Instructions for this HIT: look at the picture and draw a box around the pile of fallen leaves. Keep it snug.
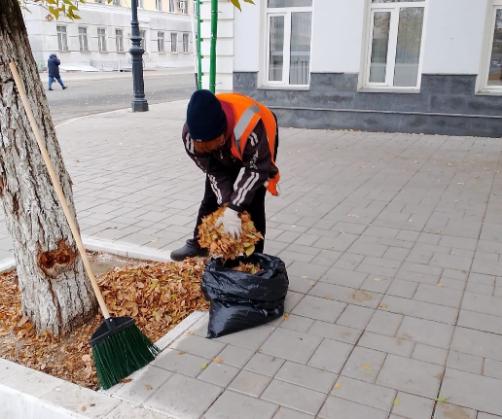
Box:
[98,258,207,340]
[0,258,208,389]
[198,207,263,260]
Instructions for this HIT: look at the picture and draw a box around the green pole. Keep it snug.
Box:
[195,0,202,90]
[209,0,218,93]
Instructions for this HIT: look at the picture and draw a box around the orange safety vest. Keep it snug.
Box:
[216,93,280,196]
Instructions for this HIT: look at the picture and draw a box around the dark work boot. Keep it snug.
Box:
[170,239,207,261]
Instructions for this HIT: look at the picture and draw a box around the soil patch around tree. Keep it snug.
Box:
[0,252,208,389]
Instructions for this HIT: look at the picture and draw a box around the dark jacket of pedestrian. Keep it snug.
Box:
[48,54,61,78]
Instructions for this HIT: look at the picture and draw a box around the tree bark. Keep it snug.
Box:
[0,0,97,335]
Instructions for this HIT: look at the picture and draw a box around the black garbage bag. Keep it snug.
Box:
[202,253,289,338]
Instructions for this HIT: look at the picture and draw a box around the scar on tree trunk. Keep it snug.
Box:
[38,240,78,278]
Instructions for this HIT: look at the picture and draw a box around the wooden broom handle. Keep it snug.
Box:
[9,62,110,319]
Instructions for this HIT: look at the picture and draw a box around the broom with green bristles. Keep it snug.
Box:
[9,62,159,390]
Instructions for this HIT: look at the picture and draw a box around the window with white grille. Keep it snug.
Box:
[78,27,89,53]
[140,29,146,51]
[116,29,124,53]
[363,0,426,89]
[171,32,178,53]
[481,0,502,92]
[183,33,189,53]
[57,25,68,52]
[158,32,165,53]
[264,0,312,87]
[98,27,107,53]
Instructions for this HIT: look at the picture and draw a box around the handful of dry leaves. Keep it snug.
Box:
[198,207,263,261]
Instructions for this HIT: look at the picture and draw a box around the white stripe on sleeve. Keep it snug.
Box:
[233,172,259,207]
[208,174,223,205]
[233,167,245,191]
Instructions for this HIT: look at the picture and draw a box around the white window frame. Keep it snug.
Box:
[57,25,68,52]
[179,0,187,14]
[361,0,427,91]
[97,27,107,53]
[78,26,89,53]
[182,32,189,53]
[140,29,147,52]
[262,3,313,88]
[171,32,178,53]
[478,0,502,94]
[158,32,165,53]
[116,28,124,53]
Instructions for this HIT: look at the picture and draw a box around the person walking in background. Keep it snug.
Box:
[47,54,66,91]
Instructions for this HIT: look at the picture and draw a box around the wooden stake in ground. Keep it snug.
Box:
[9,62,158,390]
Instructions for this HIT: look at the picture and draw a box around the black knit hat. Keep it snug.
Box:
[186,90,226,141]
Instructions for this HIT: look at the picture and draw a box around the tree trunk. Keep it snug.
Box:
[0,0,97,335]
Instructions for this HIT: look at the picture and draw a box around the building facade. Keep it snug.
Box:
[221,0,502,137]
[24,0,194,72]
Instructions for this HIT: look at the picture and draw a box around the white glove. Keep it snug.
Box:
[216,207,242,238]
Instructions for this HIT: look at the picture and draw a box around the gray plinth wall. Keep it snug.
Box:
[234,72,502,138]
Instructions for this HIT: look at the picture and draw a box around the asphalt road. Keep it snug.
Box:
[44,68,195,124]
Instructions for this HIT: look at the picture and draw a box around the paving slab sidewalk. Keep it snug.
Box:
[1,101,502,418]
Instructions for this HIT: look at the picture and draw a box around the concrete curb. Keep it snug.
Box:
[82,235,172,263]
[0,236,173,273]
[55,99,188,129]
[0,311,206,419]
